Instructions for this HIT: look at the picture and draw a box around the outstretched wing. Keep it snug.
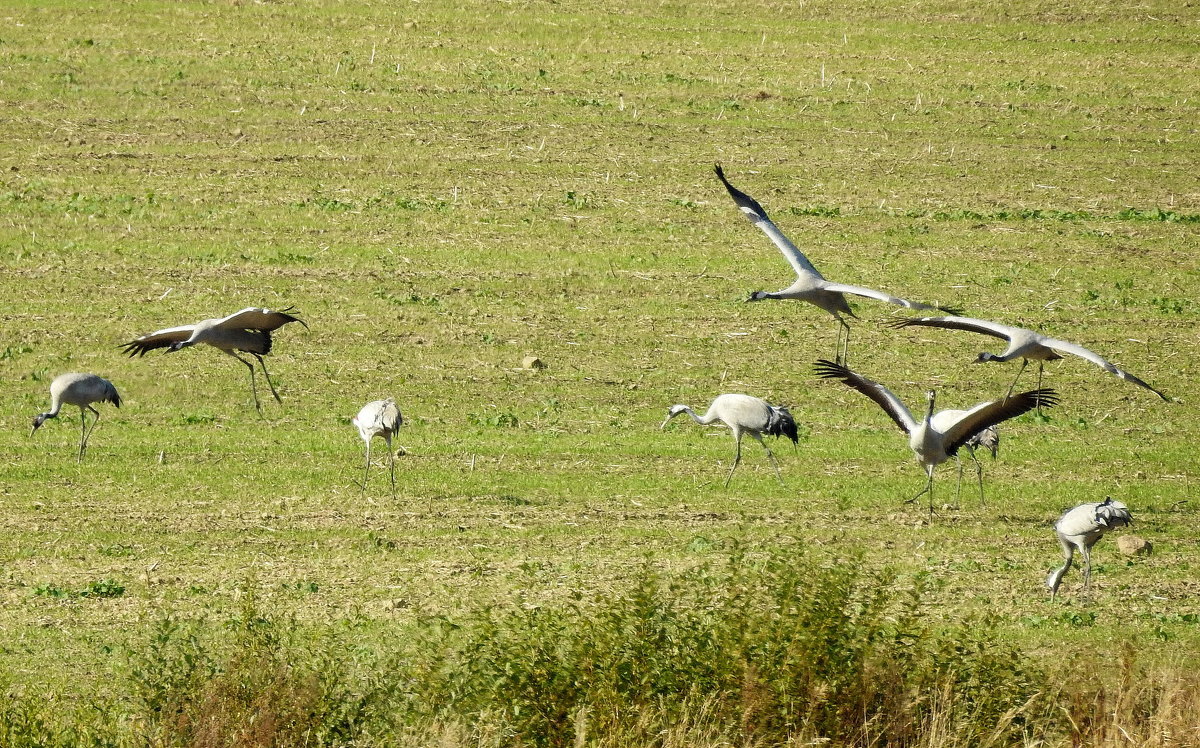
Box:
[941,389,1059,455]
[886,315,1015,342]
[119,324,196,357]
[714,164,822,279]
[813,359,918,434]
[214,306,309,332]
[822,282,955,314]
[1043,337,1168,400]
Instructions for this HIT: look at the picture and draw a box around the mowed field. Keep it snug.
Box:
[2,0,1199,733]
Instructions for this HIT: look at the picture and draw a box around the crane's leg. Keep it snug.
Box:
[834,318,852,366]
[79,405,103,462]
[969,448,986,507]
[361,440,372,496]
[1004,359,1029,401]
[385,435,396,498]
[251,353,283,404]
[1081,544,1093,597]
[751,433,784,485]
[953,455,964,503]
[226,351,263,413]
[906,468,935,521]
[724,433,744,488]
[1035,362,1046,415]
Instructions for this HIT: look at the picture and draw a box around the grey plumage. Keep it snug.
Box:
[1047,497,1134,600]
[353,398,403,497]
[714,164,958,364]
[888,315,1168,401]
[814,359,1057,515]
[661,393,799,487]
[31,372,122,462]
[122,306,308,412]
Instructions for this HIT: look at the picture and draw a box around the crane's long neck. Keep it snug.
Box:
[43,398,63,419]
[688,405,726,426]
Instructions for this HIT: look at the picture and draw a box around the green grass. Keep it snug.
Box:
[1,0,1199,742]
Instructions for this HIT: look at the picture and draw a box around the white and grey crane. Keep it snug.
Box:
[813,359,1058,514]
[888,315,1168,401]
[714,164,958,364]
[1047,497,1133,600]
[121,306,308,412]
[30,372,122,462]
[352,398,404,497]
[660,393,799,488]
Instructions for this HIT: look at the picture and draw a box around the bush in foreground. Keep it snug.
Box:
[2,545,1197,746]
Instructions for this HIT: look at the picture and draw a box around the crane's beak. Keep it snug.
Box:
[659,416,673,430]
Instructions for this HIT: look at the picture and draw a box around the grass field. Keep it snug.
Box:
[2,0,1199,743]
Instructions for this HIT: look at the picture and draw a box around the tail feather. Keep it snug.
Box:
[767,405,799,445]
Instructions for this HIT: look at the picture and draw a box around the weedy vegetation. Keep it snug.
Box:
[1,0,1198,744]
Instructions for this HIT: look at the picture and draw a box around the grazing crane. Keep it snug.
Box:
[813,359,1058,515]
[1047,497,1133,600]
[660,393,799,487]
[121,306,308,412]
[30,373,122,462]
[887,315,1168,401]
[352,398,403,497]
[714,164,957,364]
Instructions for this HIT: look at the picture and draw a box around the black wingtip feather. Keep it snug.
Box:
[813,359,850,380]
[712,163,770,219]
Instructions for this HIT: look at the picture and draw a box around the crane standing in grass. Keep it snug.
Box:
[121,306,308,413]
[714,164,958,364]
[1047,497,1134,601]
[31,373,122,462]
[660,393,799,487]
[353,398,404,497]
[813,359,1058,516]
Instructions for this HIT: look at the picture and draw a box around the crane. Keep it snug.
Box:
[353,398,403,497]
[30,373,122,462]
[121,306,308,412]
[660,393,799,487]
[714,164,957,363]
[813,359,1058,515]
[887,315,1168,401]
[1047,497,1133,600]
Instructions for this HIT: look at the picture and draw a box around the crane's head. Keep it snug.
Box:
[745,290,770,303]
[30,413,49,436]
[923,390,937,418]
[167,340,195,352]
[973,352,997,364]
[660,405,688,429]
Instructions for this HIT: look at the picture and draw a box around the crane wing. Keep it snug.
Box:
[714,164,822,279]
[941,389,1059,455]
[821,282,959,314]
[813,359,918,434]
[119,324,196,357]
[1043,337,1168,400]
[213,306,309,332]
[886,315,1014,342]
